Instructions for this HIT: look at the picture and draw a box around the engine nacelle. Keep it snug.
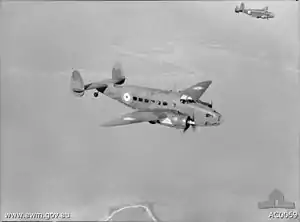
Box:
[198,100,213,108]
[158,114,189,129]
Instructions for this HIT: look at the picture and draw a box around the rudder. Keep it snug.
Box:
[112,62,126,84]
[240,2,245,10]
[71,70,85,97]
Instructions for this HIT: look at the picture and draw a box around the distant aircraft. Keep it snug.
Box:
[70,63,224,133]
[235,2,275,19]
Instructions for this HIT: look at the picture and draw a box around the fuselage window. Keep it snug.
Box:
[138,98,143,102]
[187,99,195,104]
[163,101,168,106]
[145,99,149,103]
[157,101,161,105]
[205,113,212,118]
[133,96,137,101]
[151,100,155,103]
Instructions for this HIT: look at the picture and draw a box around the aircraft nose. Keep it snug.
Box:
[218,114,224,125]
[270,12,275,17]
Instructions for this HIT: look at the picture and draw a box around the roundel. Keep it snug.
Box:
[123,92,132,102]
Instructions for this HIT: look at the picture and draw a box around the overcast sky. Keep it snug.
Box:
[1,1,299,222]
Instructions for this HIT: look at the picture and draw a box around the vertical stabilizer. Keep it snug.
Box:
[112,62,126,85]
[71,70,85,97]
[240,2,245,11]
[263,6,268,11]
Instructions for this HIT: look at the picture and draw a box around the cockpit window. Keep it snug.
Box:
[180,99,195,104]
[205,113,213,118]
[180,94,195,104]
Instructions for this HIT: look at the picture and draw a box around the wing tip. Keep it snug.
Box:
[100,122,113,127]
[200,80,212,86]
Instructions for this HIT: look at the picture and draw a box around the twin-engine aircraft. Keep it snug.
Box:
[235,2,275,19]
[70,63,223,133]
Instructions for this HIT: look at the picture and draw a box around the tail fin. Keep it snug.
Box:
[240,2,245,10]
[71,70,85,97]
[112,62,126,85]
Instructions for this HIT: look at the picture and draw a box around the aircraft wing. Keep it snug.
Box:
[180,81,212,100]
[101,110,169,127]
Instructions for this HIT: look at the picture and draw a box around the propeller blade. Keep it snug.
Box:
[191,113,196,132]
[183,121,191,132]
[183,114,197,133]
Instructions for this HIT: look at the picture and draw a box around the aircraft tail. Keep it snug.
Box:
[112,62,126,85]
[70,63,125,98]
[71,70,85,97]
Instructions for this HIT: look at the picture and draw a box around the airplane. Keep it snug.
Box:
[235,2,275,19]
[70,63,224,133]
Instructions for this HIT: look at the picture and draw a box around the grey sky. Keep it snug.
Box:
[1,1,299,222]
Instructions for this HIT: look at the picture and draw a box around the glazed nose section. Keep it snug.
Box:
[217,114,224,125]
[269,12,275,18]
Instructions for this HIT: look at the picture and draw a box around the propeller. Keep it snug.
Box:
[183,113,197,133]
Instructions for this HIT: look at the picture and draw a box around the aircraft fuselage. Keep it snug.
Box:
[99,83,222,128]
[238,8,274,19]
